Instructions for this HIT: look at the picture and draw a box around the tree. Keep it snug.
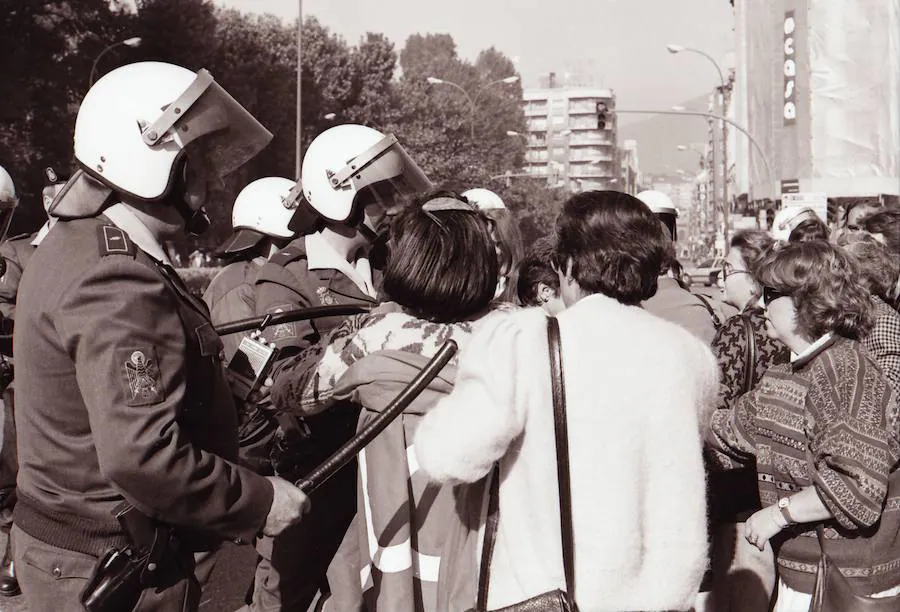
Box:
[133,0,218,71]
[492,179,568,244]
[0,0,131,234]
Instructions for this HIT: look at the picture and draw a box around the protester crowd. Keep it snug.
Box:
[0,60,899,612]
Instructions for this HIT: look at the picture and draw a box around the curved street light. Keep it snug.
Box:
[677,144,705,169]
[426,75,519,138]
[667,44,730,248]
[666,44,726,90]
[89,37,142,86]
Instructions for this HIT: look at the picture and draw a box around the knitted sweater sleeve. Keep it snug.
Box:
[807,348,900,529]
[704,385,759,470]
[414,312,529,484]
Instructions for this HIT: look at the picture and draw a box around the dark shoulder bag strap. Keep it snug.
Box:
[476,317,576,611]
[739,314,758,394]
[548,316,577,606]
[476,467,500,611]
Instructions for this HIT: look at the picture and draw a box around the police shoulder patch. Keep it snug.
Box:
[97,225,136,258]
[117,346,166,406]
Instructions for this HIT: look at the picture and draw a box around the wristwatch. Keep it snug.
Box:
[777,497,797,525]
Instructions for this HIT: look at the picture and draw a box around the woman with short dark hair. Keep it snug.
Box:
[516,235,565,315]
[787,217,830,243]
[270,189,501,611]
[706,240,900,611]
[415,190,718,610]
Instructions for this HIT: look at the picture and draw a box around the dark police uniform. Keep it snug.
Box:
[0,233,36,491]
[203,257,276,475]
[0,231,37,597]
[246,235,378,612]
[203,258,264,364]
[11,214,273,612]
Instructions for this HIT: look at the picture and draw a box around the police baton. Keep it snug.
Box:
[294,339,458,494]
[214,304,372,336]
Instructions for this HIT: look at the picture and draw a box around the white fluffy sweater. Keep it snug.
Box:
[415,294,718,611]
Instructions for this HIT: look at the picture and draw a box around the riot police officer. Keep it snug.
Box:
[0,164,18,597]
[0,166,65,598]
[245,124,431,611]
[204,177,302,475]
[11,61,309,612]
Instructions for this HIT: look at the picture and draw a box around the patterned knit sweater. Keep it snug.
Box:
[270,306,484,417]
[707,336,900,594]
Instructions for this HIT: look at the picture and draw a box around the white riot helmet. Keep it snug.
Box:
[293,124,431,237]
[0,165,17,242]
[51,61,272,235]
[771,206,817,242]
[463,188,506,211]
[637,189,679,241]
[216,177,300,255]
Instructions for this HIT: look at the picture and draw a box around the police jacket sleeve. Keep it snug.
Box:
[0,239,23,321]
[56,256,273,541]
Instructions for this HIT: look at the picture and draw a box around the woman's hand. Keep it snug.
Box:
[744,505,787,551]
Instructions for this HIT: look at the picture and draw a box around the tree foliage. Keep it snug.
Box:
[0,1,552,250]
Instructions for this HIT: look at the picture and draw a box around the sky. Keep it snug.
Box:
[212,0,736,120]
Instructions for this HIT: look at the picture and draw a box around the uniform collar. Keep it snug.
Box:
[791,332,836,370]
[304,232,376,298]
[30,218,57,246]
[102,203,172,265]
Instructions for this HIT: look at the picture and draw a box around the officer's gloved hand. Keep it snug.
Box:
[262,476,310,536]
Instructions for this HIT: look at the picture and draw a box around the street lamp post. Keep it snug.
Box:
[89,37,142,86]
[615,107,772,207]
[676,144,705,169]
[295,0,303,179]
[667,44,730,251]
[426,75,519,139]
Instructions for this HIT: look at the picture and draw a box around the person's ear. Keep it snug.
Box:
[537,282,556,303]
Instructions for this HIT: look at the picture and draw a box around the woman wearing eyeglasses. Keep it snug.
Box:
[707,231,790,611]
[706,240,900,611]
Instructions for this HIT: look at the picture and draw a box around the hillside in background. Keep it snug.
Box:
[617,93,711,176]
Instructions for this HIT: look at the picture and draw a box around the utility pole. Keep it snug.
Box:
[295,0,302,179]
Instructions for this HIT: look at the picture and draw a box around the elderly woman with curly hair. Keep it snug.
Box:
[706,240,900,611]
[707,230,789,611]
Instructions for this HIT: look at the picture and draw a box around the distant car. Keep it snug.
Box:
[685,256,725,287]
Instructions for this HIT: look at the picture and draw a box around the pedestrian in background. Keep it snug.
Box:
[707,230,789,612]
[834,231,900,395]
[463,188,524,305]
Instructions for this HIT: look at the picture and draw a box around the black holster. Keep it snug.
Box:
[80,504,179,612]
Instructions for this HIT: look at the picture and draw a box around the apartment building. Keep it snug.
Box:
[522,84,618,191]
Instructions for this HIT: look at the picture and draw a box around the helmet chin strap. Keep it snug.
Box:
[174,197,211,237]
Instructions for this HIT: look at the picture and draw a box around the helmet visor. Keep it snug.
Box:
[147,70,273,180]
[0,200,15,244]
[331,134,432,221]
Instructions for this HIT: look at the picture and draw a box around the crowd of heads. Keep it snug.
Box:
[721,201,900,349]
